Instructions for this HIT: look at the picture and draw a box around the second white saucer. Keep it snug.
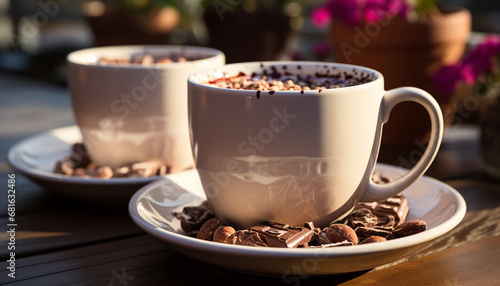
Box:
[7,125,168,205]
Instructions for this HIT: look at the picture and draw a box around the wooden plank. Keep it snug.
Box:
[0,170,63,217]
[10,235,500,286]
[0,73,73,216]
[0,235,240,285]
[0,235,166,284]
[338,235,500,286]
[0,73,73,155]
[385,183,500,265]
[0,208,143,259]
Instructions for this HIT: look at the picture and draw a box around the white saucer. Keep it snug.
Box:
[7,125,165,204]
[129,163,467,276]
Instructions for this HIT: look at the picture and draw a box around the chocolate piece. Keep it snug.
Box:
[376,215,396,231]
[213,226,236,243]
[346,208,379,229]
[250,222,314,248]
[197,218,224,241]
[158,165,168,176]
[309,231,331,246]
[54,144,90,176]
[74,167,90,177]
[356,195,409,226]
[391,220,427,238]
[371,172,393,184]
[304,221,316,230]
[324,224,358,245]
[355,226,391,241]
[132,55,154,65]
[114,166,133,177]
[54,159,74,176]
[348,201,400,240]
[229,230,268,247]
[359,236,387,244]
[308,241,354,248]
[304,222,331,246]
[131,161,162,177]
[173,201,215,236]
[70,143,91,167]
[95,166,113,179]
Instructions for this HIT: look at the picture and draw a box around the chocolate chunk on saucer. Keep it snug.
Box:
[356,194,409,226]
[308,241,354,248]
[229,230,268,247]
[250,222,314,248]
[172,201,215,236]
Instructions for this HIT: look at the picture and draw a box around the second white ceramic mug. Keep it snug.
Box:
[188,62,443,228]
[67,45,225,169]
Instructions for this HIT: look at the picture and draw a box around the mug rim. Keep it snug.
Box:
[67,45,225,69]
[188,61,384,95]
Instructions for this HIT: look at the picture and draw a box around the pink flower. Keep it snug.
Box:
[310,7,331,28]
[326,0,363,27]
[432,34,500,96]
[290,51,302,61]
[459,64,476,84]
[431,64,462,96]
[388,0,411,18]
[364,0,391,22]
[314,0,412,27]
[313,42,331,57]
[461,35,500,82]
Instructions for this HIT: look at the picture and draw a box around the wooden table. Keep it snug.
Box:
[1,73,500,285]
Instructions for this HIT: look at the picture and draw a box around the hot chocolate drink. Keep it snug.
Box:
[96,52,206,65]
[205,64,377,92]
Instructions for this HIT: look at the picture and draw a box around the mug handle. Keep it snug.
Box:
[362,87,444,202]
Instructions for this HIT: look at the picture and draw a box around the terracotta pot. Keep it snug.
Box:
[330,6,471,149]
[84,4,178,46]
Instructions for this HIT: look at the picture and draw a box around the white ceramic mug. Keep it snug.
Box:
[188,62,443,228]
[67,45,225,169]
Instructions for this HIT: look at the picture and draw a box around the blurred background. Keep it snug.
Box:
[0,0,498,86]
